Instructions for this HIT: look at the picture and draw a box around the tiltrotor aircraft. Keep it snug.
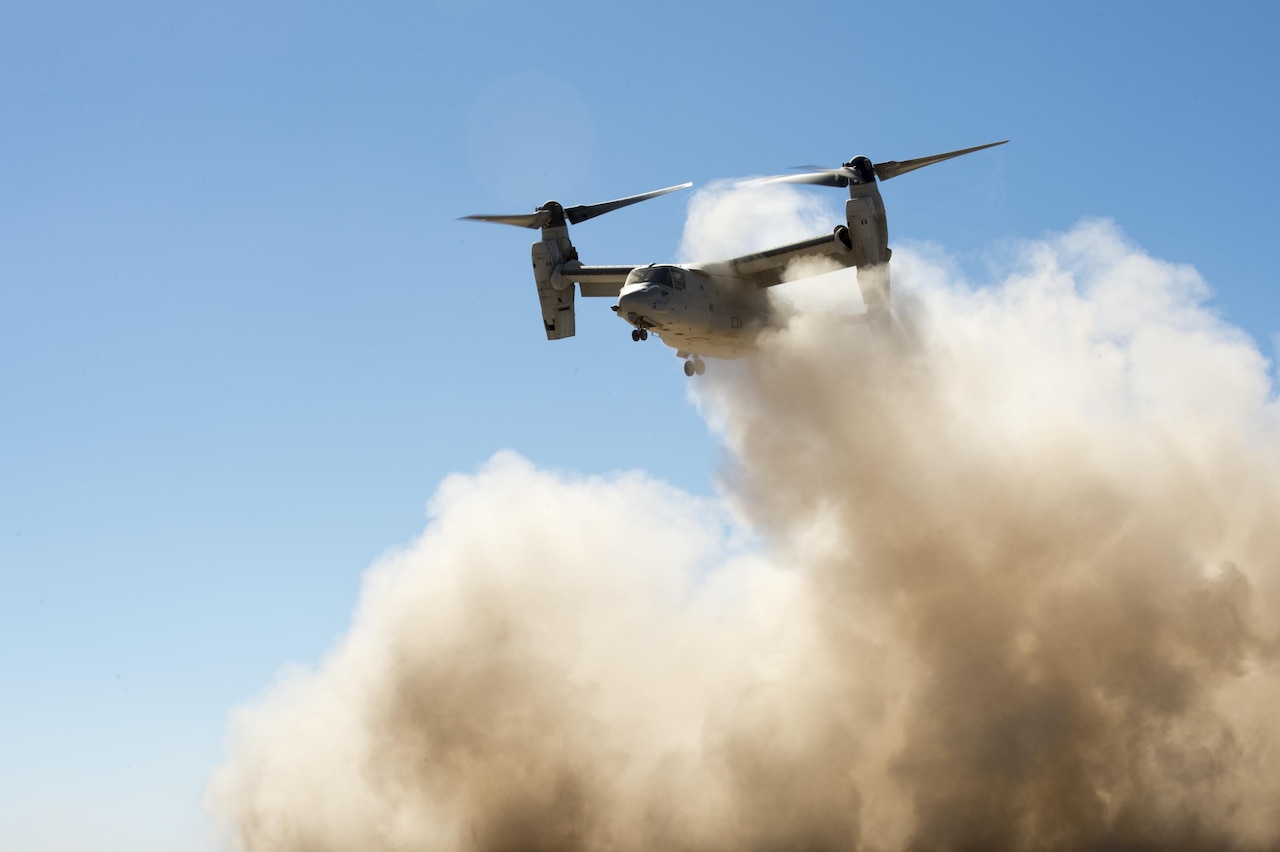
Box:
[463,141,1006,376]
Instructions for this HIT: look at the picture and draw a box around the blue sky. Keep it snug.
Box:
[2,2,1278,849]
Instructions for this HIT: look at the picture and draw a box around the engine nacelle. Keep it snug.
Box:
[531,239,560,287]
[531,240,576,340]
[845,193,888,268]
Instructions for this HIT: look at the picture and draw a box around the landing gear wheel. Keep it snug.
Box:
[631,329,640,342]
[684,360,696,377]
[694,359,705,375]
[639,328,648,341]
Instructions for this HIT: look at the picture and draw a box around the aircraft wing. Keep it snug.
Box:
[559,262,637,297]
[692,231,858,288]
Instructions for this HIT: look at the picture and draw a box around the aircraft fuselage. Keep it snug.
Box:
[614,266,768,359]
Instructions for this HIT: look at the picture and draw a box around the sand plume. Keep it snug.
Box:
[210,192,1280,850]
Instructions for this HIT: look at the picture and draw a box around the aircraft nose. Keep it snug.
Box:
[618,284,668,317]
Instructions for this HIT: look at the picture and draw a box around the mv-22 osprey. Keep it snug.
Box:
[464,141,1006,376]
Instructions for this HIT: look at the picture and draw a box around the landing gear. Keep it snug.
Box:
[631,328,649,342]
[683,357,705,377]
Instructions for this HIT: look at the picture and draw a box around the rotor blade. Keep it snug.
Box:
[874,140,1008,181]
[458,211,551,229]
[564,182,692,225]
[761,170,855,188]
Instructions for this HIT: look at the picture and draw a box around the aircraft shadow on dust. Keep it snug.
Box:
[463,141,1006,376]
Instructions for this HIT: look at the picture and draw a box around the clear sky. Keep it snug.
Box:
[2,2,1278,849]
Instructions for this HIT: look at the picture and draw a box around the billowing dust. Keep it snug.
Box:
[209,185,1280,851]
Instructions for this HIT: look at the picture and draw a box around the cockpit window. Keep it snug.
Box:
[671,269,686,290]
[631,267,672,286]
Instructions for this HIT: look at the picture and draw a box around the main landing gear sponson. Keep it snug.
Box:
[631,328,649,342]
[683,357,705,377]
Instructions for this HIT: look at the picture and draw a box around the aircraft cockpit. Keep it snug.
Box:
[626,266,686,290]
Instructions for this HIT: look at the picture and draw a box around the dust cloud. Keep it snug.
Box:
[209,184,1280,851]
